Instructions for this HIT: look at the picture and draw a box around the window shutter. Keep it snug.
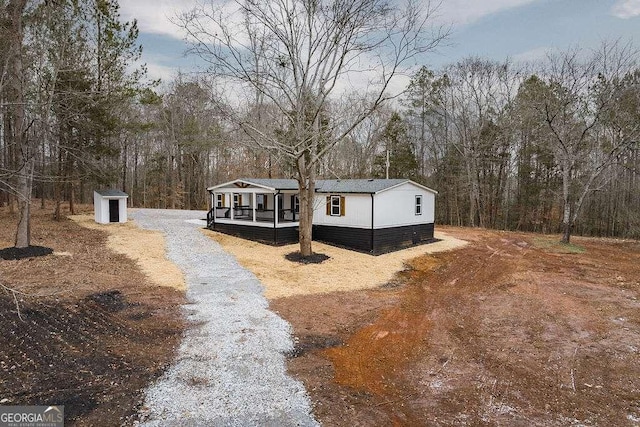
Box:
[326,196,330,215]
[340,196,346,216]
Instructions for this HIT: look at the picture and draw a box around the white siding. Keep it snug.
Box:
[94,192,128,224]
[118,199,127,223]
[373,182,435,228]
[312,193,372,228]
[94,192,105,223]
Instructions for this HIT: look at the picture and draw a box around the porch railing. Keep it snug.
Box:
[210,206,299,223]
[279,209,298,222]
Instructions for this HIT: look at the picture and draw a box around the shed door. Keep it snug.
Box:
[109,200,119,222]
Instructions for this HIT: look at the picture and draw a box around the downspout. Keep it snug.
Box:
[370,193,375,252]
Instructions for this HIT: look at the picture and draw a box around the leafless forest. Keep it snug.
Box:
[2,0,639,242]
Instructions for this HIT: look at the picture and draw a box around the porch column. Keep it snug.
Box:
[229,192,234,220]
[274,193,279,227]
[252,192,257,222]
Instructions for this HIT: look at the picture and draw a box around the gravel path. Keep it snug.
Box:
[131,209,318,426]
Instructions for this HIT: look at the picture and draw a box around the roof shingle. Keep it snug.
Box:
[208,178,436,194]
[95,189,128,197]
[315,179,408,194]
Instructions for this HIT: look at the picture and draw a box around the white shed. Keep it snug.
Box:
[94,190,128,224]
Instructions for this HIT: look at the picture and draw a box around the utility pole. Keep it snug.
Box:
[385,149,390,179]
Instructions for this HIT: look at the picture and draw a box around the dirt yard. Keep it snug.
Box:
[3,205,640,426]
[0,204,185,425]
[271,227,640,426]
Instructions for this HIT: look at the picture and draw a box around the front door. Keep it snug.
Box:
[109,200,119,222]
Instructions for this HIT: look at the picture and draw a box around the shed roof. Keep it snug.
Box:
[95,189,128,198]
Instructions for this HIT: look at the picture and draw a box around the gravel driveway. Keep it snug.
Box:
[131,209,318,426]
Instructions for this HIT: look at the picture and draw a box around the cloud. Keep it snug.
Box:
[120,0,253,50]
[512,46,552,63]
[121,0,543,40]
[434,0,539,26]
[144,62,181,82]
[119,0,195,39]
[611,0,640,19]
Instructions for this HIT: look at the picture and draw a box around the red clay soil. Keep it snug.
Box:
[272,227,640,426]
[0,204,184,425]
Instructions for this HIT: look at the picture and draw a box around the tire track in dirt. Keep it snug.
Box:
[322,231,550,424]
[275,228,640,425]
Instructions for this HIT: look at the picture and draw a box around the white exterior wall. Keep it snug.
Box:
[94,192,104,223]
[94,191,128,224]
[373,182,435,229]
[312,193,372,228]
[118,199,127,223]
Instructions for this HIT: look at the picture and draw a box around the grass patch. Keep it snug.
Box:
[532,237,586,254]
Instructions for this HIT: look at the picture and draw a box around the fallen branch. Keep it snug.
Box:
[1,282,27,321]
[570,345,579,392]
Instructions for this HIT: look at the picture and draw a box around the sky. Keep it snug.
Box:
[118,0,640,84]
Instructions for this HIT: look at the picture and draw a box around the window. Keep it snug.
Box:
[415,195,422,215]
[233,194,240,208]
[326,195,345,216]
[331,195,341,216]
[216,194,224,208]
[256,194,265,210]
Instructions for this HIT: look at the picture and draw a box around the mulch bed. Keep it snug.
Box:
[0,245,53,260]
[284,251,330,264]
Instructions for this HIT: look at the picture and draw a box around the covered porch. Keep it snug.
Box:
[206,179,301,245]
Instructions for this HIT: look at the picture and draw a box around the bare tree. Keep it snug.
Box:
[441,58,521,227]
[179,0,447,256]
[2,0,31,248]
[537,41,639,243]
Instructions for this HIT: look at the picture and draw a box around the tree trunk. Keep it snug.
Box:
[297,155,315,257]
[53,146,63,221]
[39,133,46,209]
[69,180,75,215]
[8,0,30,247]
[561,208,572,243]
[561,165,572,244]
[14,158,33,248]
[464,153,480,228]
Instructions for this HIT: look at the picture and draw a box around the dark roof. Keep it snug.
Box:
[95,189,128,197]
[315,179,409,194]
[207,178,298,191]
[208,178,437,194]
[237,178,299,190]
